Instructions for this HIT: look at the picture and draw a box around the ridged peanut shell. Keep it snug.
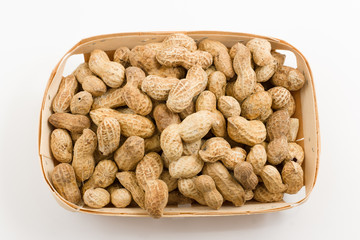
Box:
[271,66,305,91]
[169,155,204,179]
[254,184,284,203]
[114,136,144,171]
[281,94,296,117]
[70,91,93,115]
[50,129,72,163]
[178,178,206,205]
[136,152,163,190]
[218,96,241,118]
[97,117,121,156]
[52,74,78,113]
[74,63,106,97]
[183,139,203,156]
[267,136,289,165]
[83,188,110,208]
[141,75,179,101]
[246,144,267,175]
[92,88,125,110]
[160,124,183,162]
[153,104,181,132]
[110,188,132,208]
[144,132,161,153]
[116,171,145,209]
[282,161,304,194]
[179,110,214,143]
[286,142,304,165]
[49,113,90,133]
[241,91,272,120]
[260,165,287,193]
[167,190,193,206]
[268,87,291,110]
[113,47,130,68]
[267,110,290,140]
[51,163,81,204]
[194,175,223,210]
[162,33,197,51]
[255,58,278,82]
[199,137,230,163]
[144,179,168,218]
[160,170,178,192]
[221,147,247,170]
[91,160,118,188]
[207,71,226,99]
[288,118,300,142]
[246,38,273,67]
[234,162,258,190]
[227,116,266,146]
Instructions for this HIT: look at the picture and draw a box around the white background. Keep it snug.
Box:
[0,0,359,239]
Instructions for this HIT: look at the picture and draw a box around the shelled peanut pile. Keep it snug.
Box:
[49,33,305,218]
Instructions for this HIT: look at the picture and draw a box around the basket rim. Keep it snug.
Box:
[38,31,320,217]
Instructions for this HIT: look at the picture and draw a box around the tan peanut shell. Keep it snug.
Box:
[89,49,125,88]
[194,175,223,210]
[167,65,208,113]
[116,171,145,209]
[245,190,254,201]
[70,91,93,115]
[179,110,215,143]
[157,46,213,70]
[136,152,163,190]
[84,188,110,208]
[234,162,258,190]
[114,47,130,68]
[74,63,107,97]
[218,96,241,118]
[288,118,300,142]
[141,75,179,101]
[144,133,161,153]
[49,113,91,133]
[227,116,266,146]
[90,108,155,138]
[254,83,265,93]
[160,124,183,162]
[232,43,256,101]
[122,67,152,115]
[241,91,272,120]
[167,190,193,205]
[110,187,132,208]
[97,117,121,156]
[203,162,245,207]
[222,147,247,170]
[178,178,206,205]
[183,139,203,156]
[162,33,197,51]
[114,136,144,171]
[153,104,181,132]
[169,154,204,178]
[282,161,304,194]
[92,88,125,110]
[207,71,226,99]
[246,144,267,175]
[268,87,291,110]
[161,153,170,169]
[271,66,305,91]
[281,94,296,117]
[52,74,78,113]
[260,165,287,193]
[144,180,168,218]
[205,65,216,76]
[198,39,234,78]
[254,184,284,203]
[72,129,97,182]
[50,129,72,163]
[51,163,81,204]
[225,81,235,98]
[179,101,195,120]
[286,143,304,165]
[255,58,278,82]
[160,170,178,192]
[246,38,274,67]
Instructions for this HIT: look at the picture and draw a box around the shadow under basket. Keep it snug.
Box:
[38,31,320,217]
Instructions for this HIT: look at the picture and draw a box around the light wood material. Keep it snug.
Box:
[38,31,320,217]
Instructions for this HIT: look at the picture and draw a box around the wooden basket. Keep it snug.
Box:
[38,31,320,217]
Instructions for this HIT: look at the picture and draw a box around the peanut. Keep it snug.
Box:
[266,110,290,165]
[179,100,195,120]
[205,65,216,76]
[136,152,163,190]
[198,39,234,78]
[246,144,267,175]
[268,86,291,110]
[167,190,193,206]
[97,117,121,156]
[234,162,258,190]
[144,132,161,153]
[114,47,130,68]
[108,186,132,208]
[153,104,181,132]
[203,162,245,206]
[194,175,223,210]
[144,179,168,218]
[260,165,287,193]
[89,49,125,88]
[286,143,304,165]
[73,63,107,97]
[288,118,300,142]
[253,184,284,203]
[162,33,197,51]
[51,163,81,204]
[141,75,179,101]
[70,91,93,115]
[49,113,90,133]
[122,67,152,115]
[227,116,267,146]
[50,129,72,163]
[160,124,183,162]
[72,129,97,182]
[218,96,241,118]
[160,170,178,192]
[90,108,155,138]
[169,154,204,178]
[241,91,272,121]
[92,88,125,110]
[52,74,78,113]
[281,94,296,117]
[178,178,206,205]
[245,190,254,201]
[116,171,145,209]
[271,66,305,91]
[183,139,203,156]
[254,83,265,93]
[232,43,256,101]
[282,161,304,194]
[114,136,144,171]
[84,188,110,208]
[246,38,274,67]
[195,91,226,137]
[255,58,278,83]
[167,65,208,113]
[207,71,226,99]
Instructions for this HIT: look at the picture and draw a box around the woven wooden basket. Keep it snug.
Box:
[38,31,320,217]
